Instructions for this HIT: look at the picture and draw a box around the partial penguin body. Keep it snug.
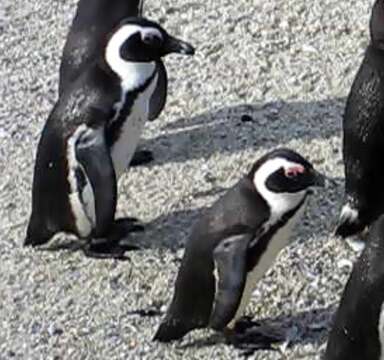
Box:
[337,0,384,238]
[25,19,195,256]
[325,215,384,360]
[59,0,167,122]
[27,63,136,244]
[155,149,324,348]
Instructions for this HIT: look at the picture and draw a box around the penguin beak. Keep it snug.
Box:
[163,35,195,56]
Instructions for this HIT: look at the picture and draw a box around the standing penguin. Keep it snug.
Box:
[154,149,324,350]
[325,214,384,360]
[336,0,384,239]
[24,18,195,258]
[59,0,168,166]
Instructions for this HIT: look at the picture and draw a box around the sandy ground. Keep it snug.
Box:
[0,0,373,358]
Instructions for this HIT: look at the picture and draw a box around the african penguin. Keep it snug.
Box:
[154,149,324,350]
[336,0,384,240]
[24,18,195,259]
[325,214,384,360]
[59,0,168,166]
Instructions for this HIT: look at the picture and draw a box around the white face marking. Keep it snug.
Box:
[253,157,307,226]
[105,24,158,89]
[379,302,384,360]
[67,125,96,237]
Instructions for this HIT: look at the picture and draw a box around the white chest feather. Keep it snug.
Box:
[227,203,306,328]
[110,67,158,178]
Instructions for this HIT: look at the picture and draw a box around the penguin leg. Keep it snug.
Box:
[224,317,286,354]
[83,218,145,259]
[75,126,140,259]
[129,149,154,167]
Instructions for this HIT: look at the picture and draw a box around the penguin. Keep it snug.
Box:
[336,0,384,239]
[154,148,325,350]
[59,0,168,166]
[325,214,384,360]
[24,18,195,259]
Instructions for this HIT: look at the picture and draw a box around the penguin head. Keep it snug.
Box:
[370,0,384,49]
[250,148,325,214]
[106,18,195,64]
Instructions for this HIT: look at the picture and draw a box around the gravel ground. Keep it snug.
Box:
[0,0,373,358]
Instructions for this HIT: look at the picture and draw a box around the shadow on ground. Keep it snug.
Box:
[178,305,336,350]
[143,97,345,167]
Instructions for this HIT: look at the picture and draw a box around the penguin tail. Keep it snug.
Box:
[335,202,366,238]
[153,317,193,343]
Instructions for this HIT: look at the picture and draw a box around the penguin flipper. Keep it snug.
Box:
[75,126,117,237]
[148,60,168,121]
[210,233,253,330]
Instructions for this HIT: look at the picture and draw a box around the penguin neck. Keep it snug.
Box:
[110,60,157,93]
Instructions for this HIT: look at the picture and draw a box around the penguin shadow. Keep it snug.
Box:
[178,305,336,350]
[140,208,206,250]
[136,185,228,250]
[142,98,346,167]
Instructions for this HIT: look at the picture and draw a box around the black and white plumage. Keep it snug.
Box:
[24,18,195,259]
[154,149,324,349]
[59,0,168,166]
[325,214,384,360]
[336,0,384,239]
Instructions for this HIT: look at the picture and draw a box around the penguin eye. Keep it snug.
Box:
[142,33,163,48]
[285,166,305,179]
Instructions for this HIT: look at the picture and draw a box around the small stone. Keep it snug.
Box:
[31,321,42,334]
[241,114,254,122]
[48,323,63,337]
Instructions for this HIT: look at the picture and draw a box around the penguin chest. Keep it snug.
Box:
[228,204,306,328]
[110,73,158,178]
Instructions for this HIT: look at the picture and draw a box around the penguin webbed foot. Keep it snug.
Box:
[112,217,145,236]
[83,240,131,260]
[129,150,154,167]
[225,317,286,355]
[83,218,145,260]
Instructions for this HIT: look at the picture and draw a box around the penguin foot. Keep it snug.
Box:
[83,218,145,260]
[83,241,131,260]
[225,317,286,355]
[129,150,154,167]
[111,218,145,238]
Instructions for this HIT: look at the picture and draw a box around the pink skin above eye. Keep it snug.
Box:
[285,165,305,178]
